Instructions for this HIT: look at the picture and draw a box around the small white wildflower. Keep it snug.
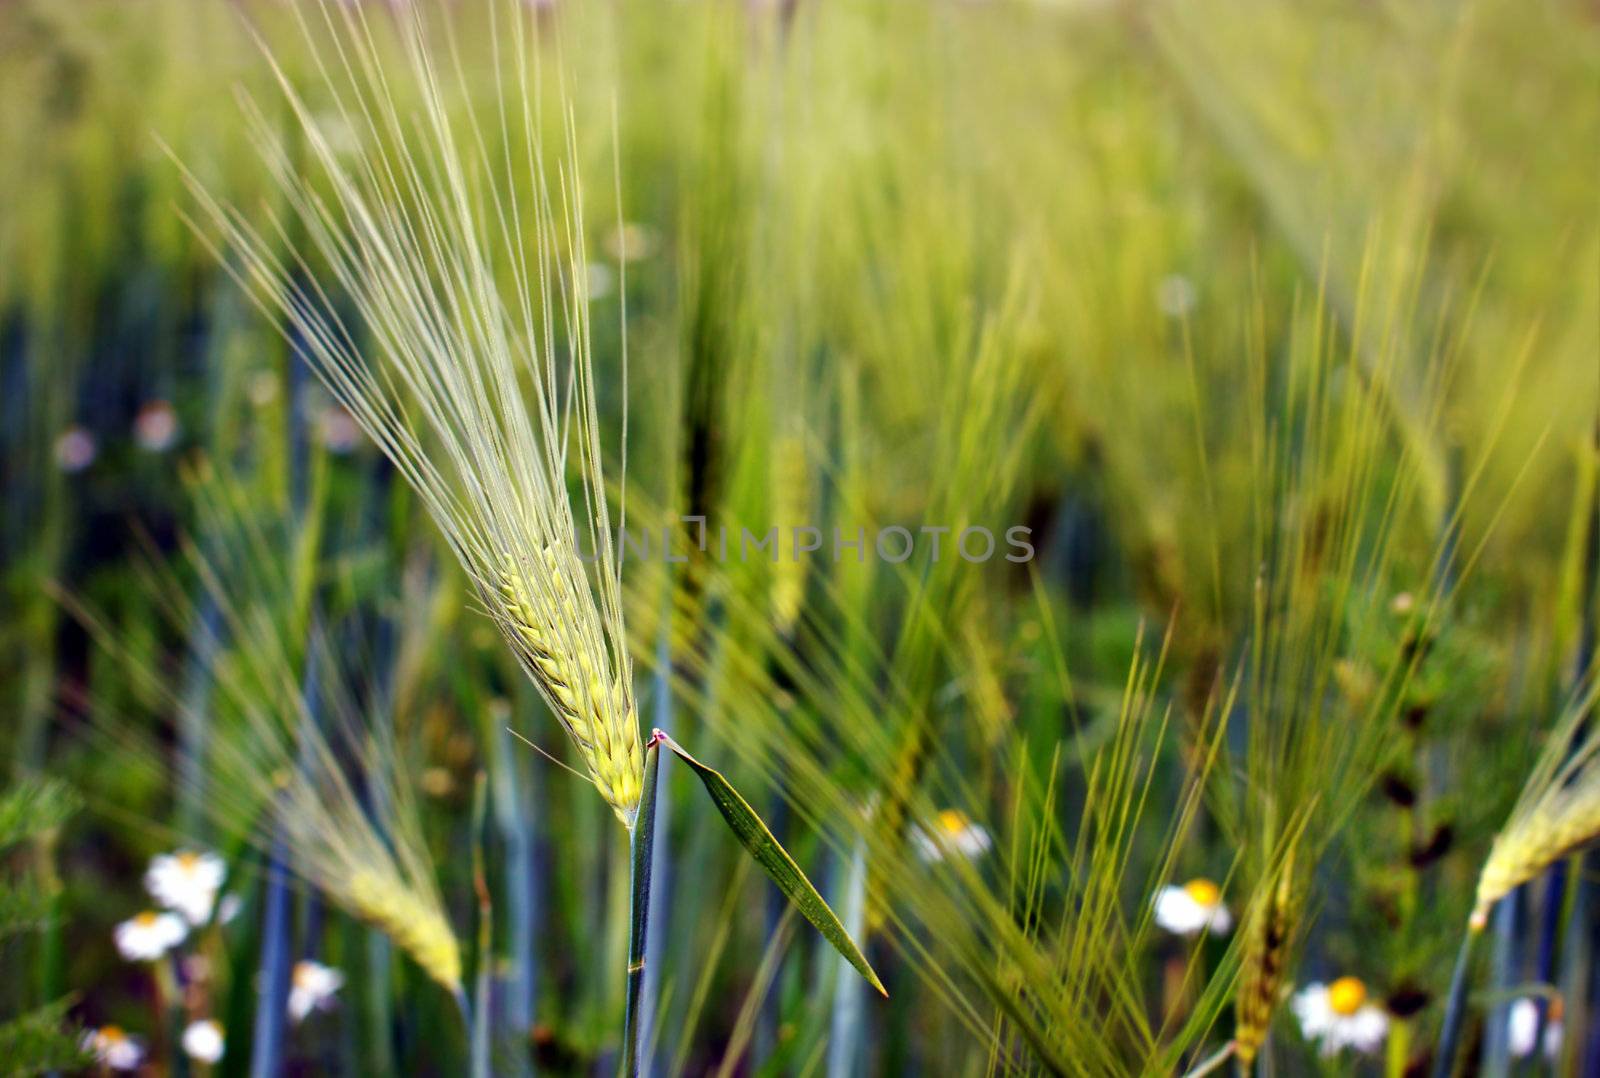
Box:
[603,221,659,263]
[217,893,242,924]
[312,111,362,156]
[1292,977,1389,1057]
[114,910,186,962]
[55,426,97,473]
[288,960,345,1022]
[133,400,180,452]
[1390,591,1416,616]
[145,850,226,925]
[317,406,363,454]
[182,1018,225,1063]
[585,262,615,302]
[1508,996,1563,1060]
[911,809,993,863]
[247,370,280,407]
[82,1026,145,1071]
[1153,878,1233,937]
[1157,274,1198,319]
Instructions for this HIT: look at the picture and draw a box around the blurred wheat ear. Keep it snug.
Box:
[1470,678,1600,928]
[1232,837,1305,1067]
[62,477,467,1001]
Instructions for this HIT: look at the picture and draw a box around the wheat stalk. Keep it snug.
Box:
[175,0,642,826]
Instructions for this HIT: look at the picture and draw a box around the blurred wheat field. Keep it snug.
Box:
[0,0,1596,1075]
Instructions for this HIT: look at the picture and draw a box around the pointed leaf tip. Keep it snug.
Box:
[655,732,886,998]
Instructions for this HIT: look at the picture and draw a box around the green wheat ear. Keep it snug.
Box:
[498,548,643,824]
[1470,669,1600,926]
[174,0,643,830]
[1464,665,1600,929]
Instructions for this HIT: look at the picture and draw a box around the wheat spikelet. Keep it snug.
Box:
[347,869,462,990]
[497,547,642,816]
[175,1,643,825]
[1233,847,1299,1064]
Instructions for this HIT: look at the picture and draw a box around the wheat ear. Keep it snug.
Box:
[1471,757,1600,928]
[1233,846,1299,1065]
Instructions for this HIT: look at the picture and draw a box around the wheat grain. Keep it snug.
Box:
[498,548,642,818]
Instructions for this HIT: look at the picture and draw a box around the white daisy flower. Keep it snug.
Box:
[182,1018,225,1064]
[585,262,615,302]
[1292,976,1390,1057]
[247,370,280,407]
[54,426,97,473]
[288,960,345,1022]
[145,850,226,925]
[1153,878,1233,937]
[911,809,993,863]
[311,111,362,156]
[114,910,187,962]
[603,221,659,263]
[316,405,363,455]
[133,400,180,452]
[1508,996,1563,1060]
[82,1025,145,1071]
[1157,274,1198,318]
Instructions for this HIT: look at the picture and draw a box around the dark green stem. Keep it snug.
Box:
[470,771,491,1078]
[1432,923,1482,1078]
[620,737,662,1077]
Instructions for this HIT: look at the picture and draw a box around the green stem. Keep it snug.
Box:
[1432,923,1483,1078]
[620,736,663,1077]
[470,771,491,1078]
[1386,1019,1410,1078]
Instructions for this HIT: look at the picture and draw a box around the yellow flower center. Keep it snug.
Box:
[177,851,201,872]
[1182,878,1221,907]
[99,1025,126,1043]
[135,911,159,927]
[293,962,315,989]
[937,809,971,836]
[1329,976,1367,1016]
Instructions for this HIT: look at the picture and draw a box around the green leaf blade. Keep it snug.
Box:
[655,732,887,998]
